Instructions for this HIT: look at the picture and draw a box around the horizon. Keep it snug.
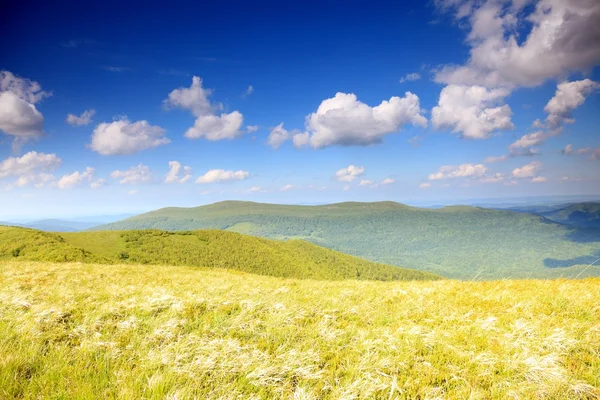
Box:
[2,0,600,218]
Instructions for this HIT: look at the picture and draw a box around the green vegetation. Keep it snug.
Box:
[539,202,600,229]
[94,201,600,280]
[1,226,438,281]
[2,261,599,399]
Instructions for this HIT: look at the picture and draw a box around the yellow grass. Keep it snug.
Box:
[1,261,599,399]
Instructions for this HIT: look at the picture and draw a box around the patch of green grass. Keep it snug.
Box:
[1,261,599,399]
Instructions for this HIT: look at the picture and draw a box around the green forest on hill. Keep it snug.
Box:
[95,201,600,280]
[0,226,438,281]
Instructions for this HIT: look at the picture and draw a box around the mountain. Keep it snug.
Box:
[538,203,600,229]
[22,219,102,232]
[0,226,438,281]
[94,201,600,280]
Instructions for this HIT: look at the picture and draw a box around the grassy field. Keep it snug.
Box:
[1,261,599,399]
[94,201,600,280]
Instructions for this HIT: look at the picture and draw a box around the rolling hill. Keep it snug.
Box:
[538,203,600,229]
[94,201,600,279]
[0,226,437,281]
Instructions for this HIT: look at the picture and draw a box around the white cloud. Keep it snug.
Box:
[56,167,95,189]
[90,118,169,155]
[544,79,600,129]
[0,70,50,104]
[419,182,431,189]
[184,111,244,140]
[246,125,259,133]
[195,169,249,184]
[0,151,61,188]
[484,155,507,163]
[335,165,365,182]
[434,1,600,88]
[164,76,215,117]
[90,178,106,189]
[479,173,506,183]
[111,164,153,185]
[381,178,395,185]
[66,109,95,126]
[532,176,548,183]
[359,179,374,186]
[532,119,545,128]
[399,72,421,83]
[292,132,310,148]
[431,84,513,139]
[428,163,487,180]
[512,161,542,178]
[0,70,49,146]
[248,186,263,193]
[301,92,427,148]
[280,184,294,191]
[509,131,550,151]
[267,123,291,149]
[244,85,254,97]
[165,161,192,184]
[164,76,245,140]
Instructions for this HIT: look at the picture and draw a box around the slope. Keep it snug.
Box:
[539,202,600,229]
[1,226,438,281]
[2,261,599,399]
[94,201,600,280]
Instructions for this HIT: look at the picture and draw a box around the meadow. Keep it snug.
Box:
[1,261,599,399]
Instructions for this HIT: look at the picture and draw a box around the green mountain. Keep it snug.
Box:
[0,226,438,281]
[94,201,600,279]
[538,202,600,229]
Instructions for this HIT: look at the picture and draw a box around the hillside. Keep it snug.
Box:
[0,226,437,281]
[2,261,599,399]
[539,203,600,229]
[94,201,600,280]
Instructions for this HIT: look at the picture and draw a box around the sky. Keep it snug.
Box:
[1,0,600,219]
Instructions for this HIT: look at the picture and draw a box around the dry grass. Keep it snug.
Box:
[1,261,599,399]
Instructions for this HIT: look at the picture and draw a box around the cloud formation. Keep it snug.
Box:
[0,151,61,188]
[66,109,95,126]
[195,169,249,184]
[90,118,169,155]
[512,161,542,179]
[296,92,427,148]
[544,79,600,129]
[428,163,487,180]
[0,71,50,147]
[164,76,244,140]
[57,167,95,189]
[165,161,192,184]
[111,164,153,184]
[431,85,513,139]
[335,165,365,182]
[399,73,421,83]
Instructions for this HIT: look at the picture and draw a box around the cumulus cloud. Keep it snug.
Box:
[512,161,542,178]
[479,173,506,183]
[184,111,244,140]
[508,131,551,151]
[90,178,106,189]
[562,144,574,155]
[165,161,192,184]
[381,178,395,185]
[399,72,421,83]
[90,118,169,155]
[419,182,431,189]
[243,85,254,97]
[431,84,513,139]
[296,92,427,149]
[164,76,244,140]
[111,164,153,185]
[544,79,600,129]
[56,167,95,189]
[434,0,600,89]
[334,165,365,182]
[0,151,61,188]
[484,155,508,163]
[561,144,599,160]
[267,123,293,149]
[532,176,548,183]
[359,179,374,186]
[428,163,487,180]
[195,169,249,184]
[246,125,259,133]
[0,71,50,147]
[66,109,95,126]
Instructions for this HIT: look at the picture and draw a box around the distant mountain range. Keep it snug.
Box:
[0,214,134,232]
[94,200,600,280]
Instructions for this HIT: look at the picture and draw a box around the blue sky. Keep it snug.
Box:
[1,0,599,218]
